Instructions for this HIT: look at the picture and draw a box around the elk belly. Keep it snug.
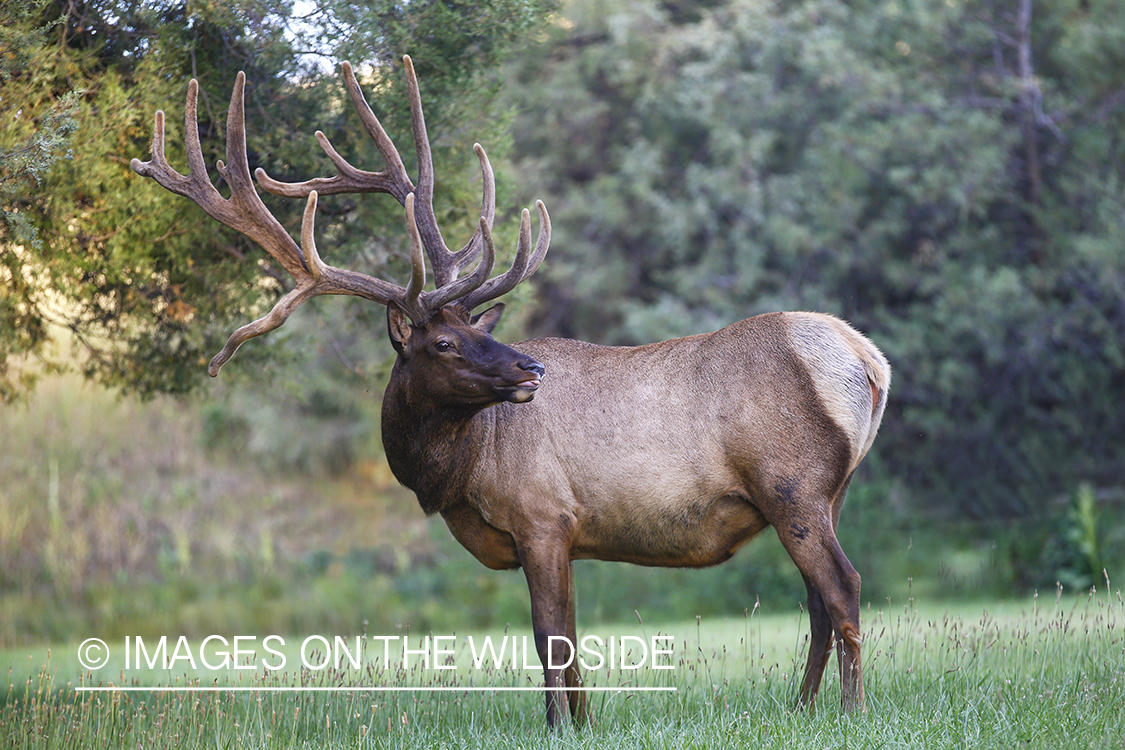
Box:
[571,493,769,568]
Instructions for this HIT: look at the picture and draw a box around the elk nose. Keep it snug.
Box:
[520,359,545,379]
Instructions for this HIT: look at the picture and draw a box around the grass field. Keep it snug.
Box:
[2,588,1122,749]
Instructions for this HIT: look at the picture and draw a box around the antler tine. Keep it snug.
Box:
[398,56,504,292]
[523,200,552,280]
[441,142,498,283]
[401,193,427,318]
[460,200,551,312]
[255,61,415,202]
[424,214,499,311]
[132,73,309,280]
[208,192,325,375]
[400,54,461,288]
[215,74,260,208]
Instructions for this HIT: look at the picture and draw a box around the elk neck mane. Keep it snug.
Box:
[380,365,495,515]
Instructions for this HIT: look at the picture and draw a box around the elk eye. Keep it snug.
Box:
[434,340,454,353]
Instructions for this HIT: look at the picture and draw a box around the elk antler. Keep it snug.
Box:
[130,56,549,376]
[255,56,550,311]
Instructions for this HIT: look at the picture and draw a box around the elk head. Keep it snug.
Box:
[130,56,550,397]
[387,301,545,407]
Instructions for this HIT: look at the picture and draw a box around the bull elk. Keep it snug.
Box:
[131,56,890,727]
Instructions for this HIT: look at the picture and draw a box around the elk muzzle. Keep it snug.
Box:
[498,357,545,403]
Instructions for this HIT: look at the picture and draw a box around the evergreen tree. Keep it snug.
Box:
[0,2,81,400]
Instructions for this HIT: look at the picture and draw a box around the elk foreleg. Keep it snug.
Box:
[520,540,576,729]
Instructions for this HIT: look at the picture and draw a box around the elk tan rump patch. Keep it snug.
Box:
[786,313,890,470]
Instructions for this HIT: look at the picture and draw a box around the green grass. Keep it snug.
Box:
[2,590,1122,748]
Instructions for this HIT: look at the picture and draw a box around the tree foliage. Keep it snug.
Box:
[1,0,300,401]
[504,0,1125,517]
[0,1,81,399]
[0,0,557,406]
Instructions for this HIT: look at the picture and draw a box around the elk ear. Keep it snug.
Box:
[387,303,413,353]
[470,303,505,334]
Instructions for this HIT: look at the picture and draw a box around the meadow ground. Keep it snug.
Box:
[2,589,1122,749]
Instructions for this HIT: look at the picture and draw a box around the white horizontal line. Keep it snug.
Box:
[75,686,677,693]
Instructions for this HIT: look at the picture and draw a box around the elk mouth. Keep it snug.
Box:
[497,377,542,403]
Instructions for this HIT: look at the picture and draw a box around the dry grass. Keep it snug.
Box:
[0,372,427,645]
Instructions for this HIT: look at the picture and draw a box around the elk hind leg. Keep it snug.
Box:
[776,511,864,711]
[798,574,835,709]
[564,565,590,726]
